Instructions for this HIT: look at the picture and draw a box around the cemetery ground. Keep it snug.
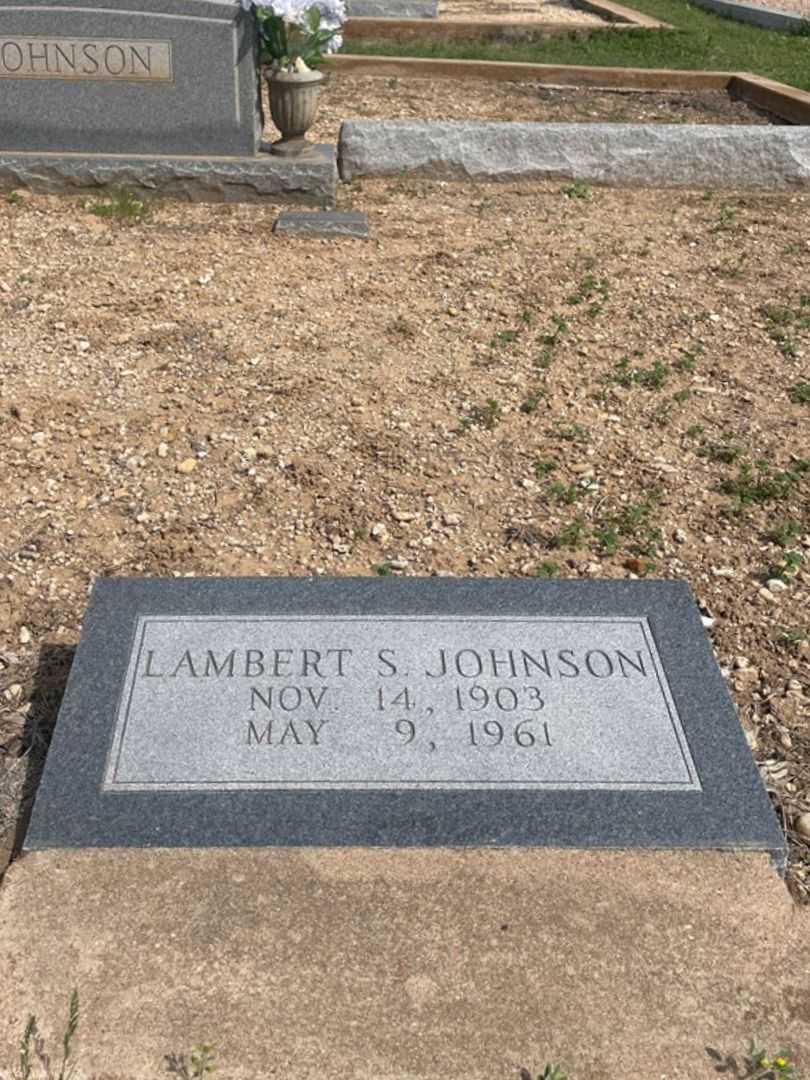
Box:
[1,73,810,1075]
[1,123,810,874]
[342,0,810,91]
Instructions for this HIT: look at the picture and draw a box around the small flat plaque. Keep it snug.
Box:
[25,577,784,855]
[104,615,697,792]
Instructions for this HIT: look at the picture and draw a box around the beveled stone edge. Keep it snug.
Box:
[0,145,338,205]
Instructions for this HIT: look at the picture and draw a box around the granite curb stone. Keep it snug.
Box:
[338,120,810,189]
[0,145,338,204]
[24,576,785,858]
[274,210,370,236]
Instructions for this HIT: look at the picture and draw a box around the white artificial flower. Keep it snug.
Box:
[312,0,346,28]
[270,0,310,24]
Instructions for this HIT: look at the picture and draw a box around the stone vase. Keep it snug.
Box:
[266,68,325,157]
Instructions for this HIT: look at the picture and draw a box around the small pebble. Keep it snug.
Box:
[18,626,31,644]
[176,458,197,475]
[794,812,810,841]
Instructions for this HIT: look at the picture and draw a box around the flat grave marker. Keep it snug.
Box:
[25,576,784,857]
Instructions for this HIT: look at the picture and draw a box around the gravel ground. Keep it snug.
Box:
[0,128,808,893]
[728,0,810,17]
[310,75,777,137]
[439,0,606,24]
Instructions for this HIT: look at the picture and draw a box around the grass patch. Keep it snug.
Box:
[720,458,809,507]
[87,185,148,223]
[341,0,810,92]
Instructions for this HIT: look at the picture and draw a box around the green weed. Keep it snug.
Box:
[520,390,545,414]
[707,1039,796,1078]
[535,560,560,578]
[711,202,738,232]
[552,420,590,443]
[566,273,609,315]
[16,988,79,1080]
[720,459,809,507]
[760,295,810,360]
[491,329,520,348]
[561,181,591,200]
[534,458,557,478]
[548,482,580,506]
[550,517,587,549]
[767,550,804,583]
[788,382,810,403]
[698,441,743,465]
[612,356,669,390]
[767,518,803,547]
[460,399,502,431]
[88,185,148,222]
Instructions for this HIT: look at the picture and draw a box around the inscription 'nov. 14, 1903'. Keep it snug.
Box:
[103,615,700,792]
[0,37,172,80]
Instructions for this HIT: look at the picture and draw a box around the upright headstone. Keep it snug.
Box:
[25,576,784,860]
[0,0,261,156]
[0,0,337,202]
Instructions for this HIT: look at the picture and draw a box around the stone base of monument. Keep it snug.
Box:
[0,848,808,1078]
[0,143,337,206]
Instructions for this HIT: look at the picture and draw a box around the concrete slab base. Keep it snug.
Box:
[0,848,808,1079]
[338,120,810,189]
[0,143,337,206]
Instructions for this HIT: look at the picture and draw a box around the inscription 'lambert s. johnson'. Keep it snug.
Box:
[0,36,173,81]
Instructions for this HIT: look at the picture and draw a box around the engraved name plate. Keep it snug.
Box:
[104,615,700,792]
[0,36,172,81]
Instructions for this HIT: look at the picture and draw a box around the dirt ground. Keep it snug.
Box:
[0,80,808,895]
[312,75,778,133]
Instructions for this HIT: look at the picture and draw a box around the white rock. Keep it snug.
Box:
[18,626,31,645]
[795,812,810,840]
[766,578,788,592]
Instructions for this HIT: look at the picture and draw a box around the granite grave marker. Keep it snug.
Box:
[0,0,337,202]
[25,576,784,858]
[0,0,262,156]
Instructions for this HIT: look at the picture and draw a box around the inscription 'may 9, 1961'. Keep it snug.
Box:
[103,615,700,792]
